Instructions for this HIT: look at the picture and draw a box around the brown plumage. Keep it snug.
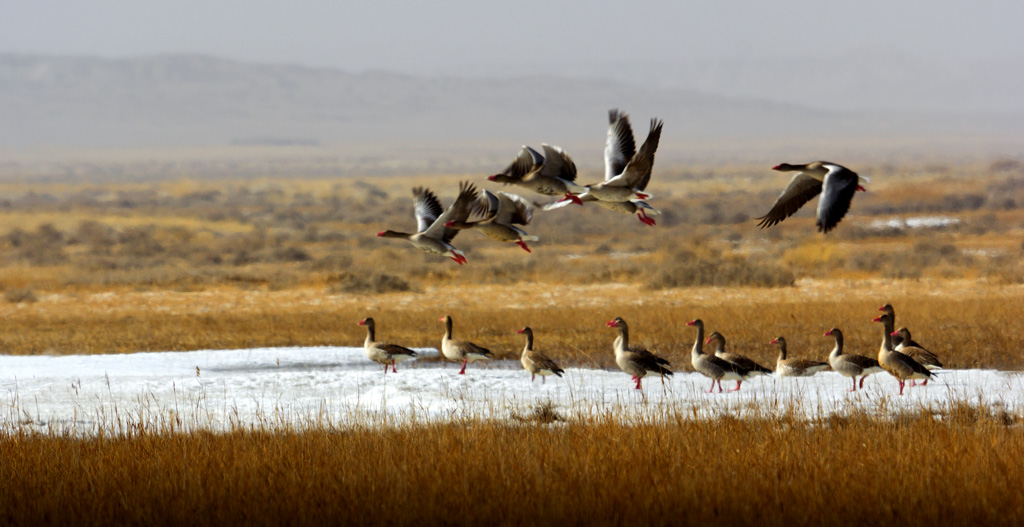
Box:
[756,161,867,233]
[892,327,943,373]
[825,328,884,391]
[606,317,672,390]
[439,315,493,375]
[517,327,565,383]
[376,181,479,265]
[873,313,934,395]
[706,331,772,391]
[771,336,830,377]
[358,317,418,374]
[686,320,750,393]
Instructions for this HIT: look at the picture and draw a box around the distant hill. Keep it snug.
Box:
[1,54,1021,163]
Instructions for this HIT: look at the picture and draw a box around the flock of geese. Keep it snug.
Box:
[376,109,869,264]
[358,304,943,395]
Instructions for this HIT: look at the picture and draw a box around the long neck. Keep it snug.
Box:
[364,324,376,346]
[691,324,704,357]
[880,319,894,352]
[522,331,534,354]
[614,326,629,353]
[830,333,844,359]
[777,342,787,362]
[444,318,453,340]
[379,230,413,240]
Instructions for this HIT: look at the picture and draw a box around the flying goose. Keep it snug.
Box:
[546,110,663,226]
[377,182,478,264]
[358,317,418,374]
[445,189,539,252]
[488,144,583,202]
[756,161,868,233]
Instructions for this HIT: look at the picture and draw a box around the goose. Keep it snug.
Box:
[547,110,663,226]
[824,328,884,391]
[488,144,584,203]
[445,189,539,252]
[439,315,493,374]
[706,331,773,391]
[879,304,943,376]
[686,319,750,393]
[755,161,868,233]
[357,317,418,374]
[771,336,830,377]
[891,327,942,385]
[872,313,934,395]
[517,327,565,383]
[606,317,672,390]
[878,304,903,347]
[377,181,478,264]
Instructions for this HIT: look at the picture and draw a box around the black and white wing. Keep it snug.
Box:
[815,163,860,233]
[755,173,823,229]
[604,109,636,181]
[412,187,444,234]
[471,188,501,219]
[495,192,533,226]
[500,146,543,181]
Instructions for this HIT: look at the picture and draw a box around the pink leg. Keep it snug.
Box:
[730,380,742,392]
[706,378,716,393]
[531,373,535,382]
[849,377,857,392]
[634,191,650,200]
[898,380,905,395]
[515,239,532,253]
[634,377,642,390]
[922,378,929,386]
[717,380,723,393]
[383,362,389,375]
[859,376,867,389]
[542,375,546,385]
[458,359,467,375]
[391,360,397,373]
[637,209,656,226]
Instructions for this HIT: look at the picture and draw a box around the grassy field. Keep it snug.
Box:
[2,411,1022,526]
[1,157,1023,524]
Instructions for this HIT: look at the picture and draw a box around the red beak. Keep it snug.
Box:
[487,175,499,181]
[357,319,366,326]
[606,320,617,327]
[704,336,713,344]
[439,317,446,322]
[823,330,832,336]
[686,320,696,326]
[771,164,783,171]
[516,328,525,334]
[769,338,779,344]
[878,306,886,311]
[872,316,883,322]
[890,330,899,336]
[376,231,386,236]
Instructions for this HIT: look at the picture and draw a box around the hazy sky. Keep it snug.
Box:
[3,0,1022,73]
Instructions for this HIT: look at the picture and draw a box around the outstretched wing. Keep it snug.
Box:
[470,188,501,219]
[412,187,444,234]
[755,173,823,229]
[605,109,636,181]
[499,146,543,181]
[620,118,663,190]
[538,144,578,182]
[495,192,533,226]
[424,181,478,243]
[816,163,859,233]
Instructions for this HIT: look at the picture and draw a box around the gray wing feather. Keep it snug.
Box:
[605,109,636,181]
[756,173,823,229]
[412,187,443,233]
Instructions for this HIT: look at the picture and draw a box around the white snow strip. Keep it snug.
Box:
[1,346,1020,435]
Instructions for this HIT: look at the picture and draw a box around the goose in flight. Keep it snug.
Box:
[756,161,868,233]
[377,181,478,264]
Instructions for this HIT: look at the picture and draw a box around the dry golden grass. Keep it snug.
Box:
[2,411,1022,526]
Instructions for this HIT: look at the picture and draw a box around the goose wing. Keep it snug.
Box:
[755,173,823,228]
[538,144,577,182]
[412,187,444,234]
[495,192,533,226]
[498,146,543,181]
[816,163,859,233]
[423,181,478,243]
[618,118,663,190]
[604,109,636,181]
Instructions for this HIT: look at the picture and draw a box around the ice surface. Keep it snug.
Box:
[1,346,1020,435]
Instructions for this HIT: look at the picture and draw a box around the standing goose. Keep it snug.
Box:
[878,304,903,347]
[771,336,830,377]
[825,328,884,391]
[606,317,673,390]
[488,144,583,203]
[686,320,750,393]
[445,189,539,252]
[756,161,868,233]
[547,110,663,226]
[358,317,418,374]
[707,331,773,391]
[517,327,565,383]
[439,315,494,374]
[377,182,479,264]
[891,327,942,385]
[872,313,934,395]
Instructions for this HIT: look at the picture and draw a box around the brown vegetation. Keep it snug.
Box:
[2,410,1022,526]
